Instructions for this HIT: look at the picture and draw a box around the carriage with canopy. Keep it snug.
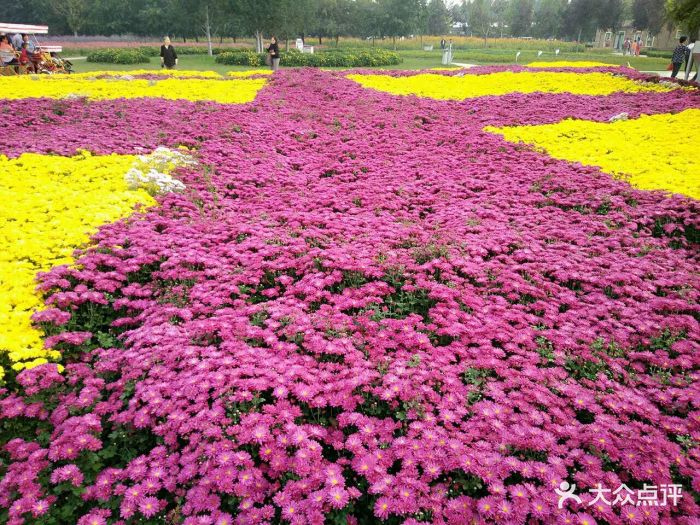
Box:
[0,22,73,74]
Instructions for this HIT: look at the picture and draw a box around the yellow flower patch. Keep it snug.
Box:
[486,109,700,199]
[0,76,266,104]
[71,69,224,78]
[347,71,671,100]
[227,69,273,77]
[526,61,620,68]
[0,152,156,380]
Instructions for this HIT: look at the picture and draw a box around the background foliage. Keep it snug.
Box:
[3,0,695,46]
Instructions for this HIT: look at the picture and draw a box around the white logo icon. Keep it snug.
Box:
[556,481,583,509]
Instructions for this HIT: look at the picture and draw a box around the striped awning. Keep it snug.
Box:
[0,23,49,35]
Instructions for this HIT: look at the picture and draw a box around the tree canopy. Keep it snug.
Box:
[4,0,684,43]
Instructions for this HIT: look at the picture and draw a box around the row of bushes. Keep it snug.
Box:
[86,48,151,64]
[86,46,236,63]
[644,49,673,59]
[215,48,402,67]
[136,46,231,56]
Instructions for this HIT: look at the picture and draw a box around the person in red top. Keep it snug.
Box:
[19,42,36,73]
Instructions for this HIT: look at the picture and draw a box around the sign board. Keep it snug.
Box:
[295,38,304,51]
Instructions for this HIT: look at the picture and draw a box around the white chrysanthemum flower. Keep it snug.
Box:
[124,148,191,195]
[608,112,629,122]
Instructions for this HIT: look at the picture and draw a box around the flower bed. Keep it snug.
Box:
[0,152,155,381]
[347,71,674,99]
[0,68,698,525]
[525,61,620,68]
[487,108,700,199]
[0,76,267,104]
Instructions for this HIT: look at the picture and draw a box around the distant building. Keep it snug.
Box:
[594,23,684,51]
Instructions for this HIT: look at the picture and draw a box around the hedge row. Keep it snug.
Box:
[136,46,230,56]
[86,46,234,63]
[86,48,151,64]
[644,49,673,59]
[215,48,402,67]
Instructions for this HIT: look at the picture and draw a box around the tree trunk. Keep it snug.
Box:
[285,39,289,52]
[393,36,396,50]
[204,4,213,56]
[335,35,339,47]
[255,31,263,53]
[319,35,322,45]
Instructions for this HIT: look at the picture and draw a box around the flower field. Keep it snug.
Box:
[0,66,699,525]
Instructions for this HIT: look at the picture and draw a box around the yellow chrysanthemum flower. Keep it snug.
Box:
[227,69,274,77]
[0,152,156,379]
[70,69,224,78]
[486,109,700,199]
[347,71,673,100]
[526,61,620,68]
[0,76,266,104]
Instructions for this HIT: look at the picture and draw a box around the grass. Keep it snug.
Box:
[70,54,261,75]
[69,48,671,74]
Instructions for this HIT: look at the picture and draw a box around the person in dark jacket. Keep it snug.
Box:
[160,37,178,69]
[267,36,280,72]
[670,36,689,78]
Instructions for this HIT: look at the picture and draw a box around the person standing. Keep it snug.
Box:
[160,37,178,69]
[267,36,280,72]
[11,33,22,51]
[440,38,446,50]
[689,40,699,81]
[670,36,690,78]
[22,34,35,53]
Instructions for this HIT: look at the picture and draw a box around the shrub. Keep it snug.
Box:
[216,50,265,67]
[645,49,673,59]
[86,48,151,64]
[215,48,402,68]
[138,46,229,56]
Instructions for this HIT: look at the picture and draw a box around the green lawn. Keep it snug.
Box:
[70,54,262,74]
[69,48,670,74]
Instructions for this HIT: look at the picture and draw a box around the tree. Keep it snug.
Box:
[450,1,469,35]
[598,0,626,33]
[508,0,535,37]
[378,0,420,48]
[532,0,566,39]
[469,0,494,39]
[229,0,274,51]
[666,0,700,37]
[426,0,451,35]
[51,0,92,37]
[562,0,601,40]
[491,0,509,37]
[633,0,667,34]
